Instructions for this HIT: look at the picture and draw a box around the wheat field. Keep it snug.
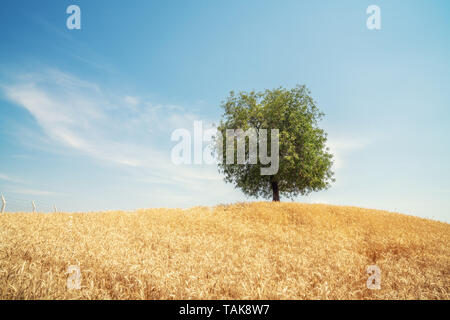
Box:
[0,202,448,299]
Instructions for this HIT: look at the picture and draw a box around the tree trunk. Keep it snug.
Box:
[271,181,280,202]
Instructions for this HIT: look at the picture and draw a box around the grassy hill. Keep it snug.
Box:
[0,202,448,299]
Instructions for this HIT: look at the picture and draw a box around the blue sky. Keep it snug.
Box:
[0,0,449,221]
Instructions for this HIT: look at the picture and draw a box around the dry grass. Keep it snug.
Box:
[0,202,448,299]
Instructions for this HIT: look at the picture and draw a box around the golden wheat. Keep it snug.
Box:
[0,202,448,299]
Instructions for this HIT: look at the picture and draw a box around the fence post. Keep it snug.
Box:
[32,201,36,213]
[1,194,5,213]
[54,205,57,213]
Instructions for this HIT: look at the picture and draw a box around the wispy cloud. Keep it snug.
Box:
[0,173,22,184]
[0,173,13,182]
[0,173,61,199]
[327,138,371,171]
[2,69,222,192]
[11,188,63,197]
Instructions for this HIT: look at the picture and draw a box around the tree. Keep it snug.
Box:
[215,85,334,201]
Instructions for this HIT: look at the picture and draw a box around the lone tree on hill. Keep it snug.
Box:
[215,85,334,201]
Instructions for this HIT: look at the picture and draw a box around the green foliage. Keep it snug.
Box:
[215,85,335,200]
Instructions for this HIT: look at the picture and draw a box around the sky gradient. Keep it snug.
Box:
[0,0,449,222]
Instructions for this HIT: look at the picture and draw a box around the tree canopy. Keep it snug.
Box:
[215,85,334,201]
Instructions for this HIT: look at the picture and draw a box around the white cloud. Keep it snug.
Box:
[0,173,61,199]
[0,173,22,184]
[124,95,140,107]
[0,173,13,182]
[12,188,62,196]
[2,69,223,193]
[327,137,371,171]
